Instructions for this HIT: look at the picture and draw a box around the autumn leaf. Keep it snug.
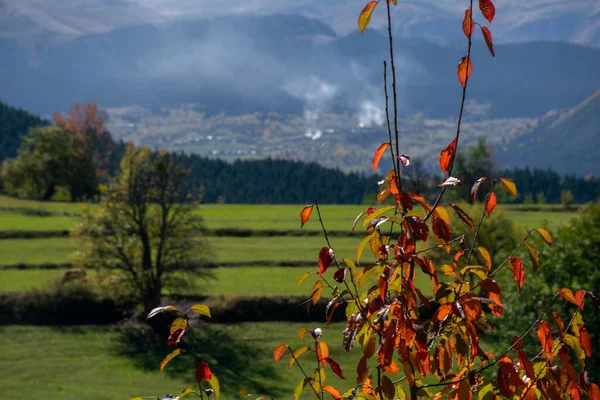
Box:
[167,328,186,346]
[381,375,395,399]
[480,278,501,294]
[358,1,378,34]
[170,317,188,334]
[290,346,309,367]
[325,357,347,379]
[160,348,183,372]
[457,56,473,87]
[499,178,517,197]
[509,256,525,292]
[470,177,487,202]
[208,374,220,399]
[439,138,457,173]
[273,344,287,363]
[317,341,330,365]
[525,243,540,273]
[485,192,497,217]
[479,0,495,24]
[536,228,553,246]
[558,288,579,306]
[195,361,212,383]
[517,350,535,380]
[364,335,376,359]
[188,304,211,318]
[480,26,495,57]
[300,205,314,228]
[323,386,343,400]
[297,272,312,288]
[318,247,333,275]
[462,9,475,38]
[537,320,554,360]
[146,305,177,320]
[579,326,592,357]
[333,268,345,283]
[357,355,368,384]
[311,280,325,305]
[372,142,390,172]
[447,203,475,228]
[478,246,492,272]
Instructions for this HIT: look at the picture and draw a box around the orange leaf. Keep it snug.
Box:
[318,247,333,275]
[579,327,592,357]
[311,280,324,305]
[325,357,347,380]
[372,142,390,172]
[480,26,495,57]
[439,138,457,173]
[590,383,600,400]
[457,56,473,87]
[479,0,495,24]
[317,341,330,365]
[160,348,183,372]
[462,9,475,38]
[485,192,497,217]
[500,178,516,197]
[537,320,554,361]
[433,303,453,323]
[364,335,376,359]
[323,386,342,400]
[447,203,475,228]
[558,288,578,306]
[509,256,525,292]
[273,344,287,363]
[300,205,314,228]
[517,350,535,380]
[289,345,309,367]
[536,228,553,246]
[358,1,378,34]
[576,289,586,309]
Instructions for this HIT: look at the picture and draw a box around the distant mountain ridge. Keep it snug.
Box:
[2,13,600,119]
[496,90,600,176]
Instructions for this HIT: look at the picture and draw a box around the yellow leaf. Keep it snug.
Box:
[170,317,188,334]
[477,247,492,272]
[358,1,378,34]
[160,348,183,372]
[178,388,195,399]
[297,272,312,288]
[189,304,211,318]
[433,205,451,225]
[289,345,310,367]
[357,232,375,265]
[208,374,220,399]
[294,377,311,400]
[362,205,395,227]
[297,328,310,341]
[536,228,553,246]
[239,389,249,399]
[500,178,517,198]
[525,243,540,273]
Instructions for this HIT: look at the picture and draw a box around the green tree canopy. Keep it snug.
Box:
[72,144,213,313]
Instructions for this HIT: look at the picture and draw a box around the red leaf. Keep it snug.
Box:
[457,56,473,87]
[167,328,186,346]
[372,142,390,172]
[462,9,475,38]
[323,386,342,400]
[357,355,368,384]
[195,361,212,383]
[480,26,495,57]
[333,268,345,283]
[537,320,554,360]
[485,192,497,217]
[447,203,475,228]
[318,247,333,275]
[300,205,313,228]
[273,344,287,362]
[517,350,535,380]
[325,357,347,380]
[480,279,501,294]
[576,290,586,309]
[470,177,487,202]
[439,138,457,173]
[579,327,592,357]
[479,0,495,24]
[587,291,600,308]
[509,257,525,292]
[511,335,524,350]
[358,1,378,34]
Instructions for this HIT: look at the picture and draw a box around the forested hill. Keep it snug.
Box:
[0,101,376,204]
[0,102,47,161]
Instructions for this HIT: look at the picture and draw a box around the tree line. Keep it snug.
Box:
[0,101,598,205]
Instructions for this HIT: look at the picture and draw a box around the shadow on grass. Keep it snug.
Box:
[114,323,283,398]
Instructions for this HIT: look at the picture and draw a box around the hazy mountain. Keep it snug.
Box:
[496,90,600,176]
[3,0,599,47]
[2,13,600,120]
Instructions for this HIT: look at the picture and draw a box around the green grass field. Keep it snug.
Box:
[0,212,80,231]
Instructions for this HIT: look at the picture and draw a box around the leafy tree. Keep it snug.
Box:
[72,144,212,314]
[53,102,114,200]
[0,126,76,200]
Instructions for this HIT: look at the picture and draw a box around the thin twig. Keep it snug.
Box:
[287,346,322,399]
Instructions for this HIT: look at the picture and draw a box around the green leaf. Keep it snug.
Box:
[297,272,312,288]
[178,388,196,399]
[188,304,211,318]
[477,380,495,400]
[208,373,220,399]
[294,377,311,400]
[356,232,375,265]
[239,389,249,399]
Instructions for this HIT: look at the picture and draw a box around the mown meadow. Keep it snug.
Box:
[0,195,579,399]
